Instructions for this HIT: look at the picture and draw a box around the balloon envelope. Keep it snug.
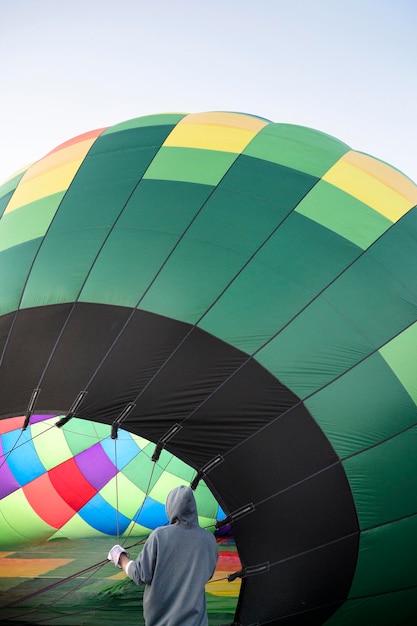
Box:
[1,111,417,625]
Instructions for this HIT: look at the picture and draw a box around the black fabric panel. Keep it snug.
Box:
[205,403,339,511]
[227,464,358,566]
[0,304,73,417]
[235,534,358,625]
[40,305,193,421]
[38,303,136,412]
[120,325,251,447]
[163,359,302,467]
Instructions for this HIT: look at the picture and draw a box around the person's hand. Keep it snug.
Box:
[107,544,128,568]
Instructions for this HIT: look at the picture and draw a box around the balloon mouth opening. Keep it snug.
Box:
[0,413,224,549]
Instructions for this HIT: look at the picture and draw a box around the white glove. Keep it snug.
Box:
[107,544,129,568]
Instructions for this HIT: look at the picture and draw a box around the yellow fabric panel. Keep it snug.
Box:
[343,151,417,203]
[5,137,96,214]
[323,151,417,222]
[163,112,268,153]
[0,556,72,577]
[206,576,241,597]
[21,138,95,183]
[180,111,268,131]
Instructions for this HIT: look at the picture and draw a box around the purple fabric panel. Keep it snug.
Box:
[75,442,117,491]
[0,437,20,498]
[30,414,55,424]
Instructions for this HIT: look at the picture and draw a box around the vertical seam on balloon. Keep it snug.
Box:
[114,437,120,543]
[266,530,358,572]
[341,416,417,462]
[361,509,417,533]
[348,582,417,600]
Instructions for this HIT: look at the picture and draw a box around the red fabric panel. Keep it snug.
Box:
[45,128,106,156]
[23,473,75,528]
[48,457,97,511]
[0,416,24,434]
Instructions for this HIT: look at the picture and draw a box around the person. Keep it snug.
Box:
[107,485,218,626]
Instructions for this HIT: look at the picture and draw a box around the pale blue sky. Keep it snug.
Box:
[1,0,416,183]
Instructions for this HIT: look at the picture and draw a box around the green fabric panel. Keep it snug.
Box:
[160,452,196,482]
[256,295,373,398]
[201,257,312,354]
[0,239,40,315]
[306,351,417,458]
[243,123,349,177]
[325,588,417,626]
[100,474,146,520]
[20,124,176,307]
[200,213,360,353]
[122,444,165,492]
[323,207,417,349]
[0,168,27,199]
[0,190,13,218]
[0,490,55,547]
[0,192,65,252]
[118,179,213,234]
[31,418,73,469]
[60,418,110,456]
[103,113,185,134]
[54,513,109,540]
[221,154,317,205]
[186,185,281,255]
[0,511,31,548]
[194,483,219,521]
[295,179,392,249]
[256,212,360,293]
[349,516,417,597]
[148,469,188,501]
[79,228,180,307]
[343,427,417,529]
[140,235,247,324]
[80,180,213,306]
[143,146,238,185]
[0,169,28,218]
[21,229,107,308]
[380,320,417,404]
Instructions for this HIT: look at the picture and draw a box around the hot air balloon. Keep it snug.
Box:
[1,111,417,625]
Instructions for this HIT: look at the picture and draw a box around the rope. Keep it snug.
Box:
[114,437,120,543]
[121,451,159,547]
[1,559,109,610]
[5,559,109,622]
[0,427,25,470]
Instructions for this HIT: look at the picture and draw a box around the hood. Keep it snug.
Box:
[165,485,199,528]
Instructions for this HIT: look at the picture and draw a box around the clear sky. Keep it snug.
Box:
[1,0,416,183]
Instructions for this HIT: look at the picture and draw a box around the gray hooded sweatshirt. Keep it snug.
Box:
[126,485,218,626]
